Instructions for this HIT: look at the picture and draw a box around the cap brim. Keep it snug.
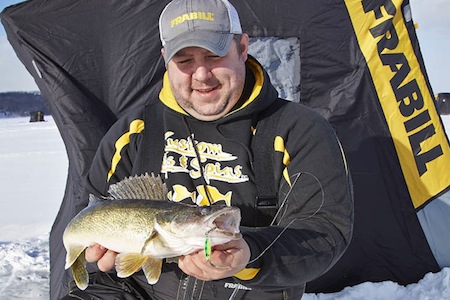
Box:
[163,31,234,64]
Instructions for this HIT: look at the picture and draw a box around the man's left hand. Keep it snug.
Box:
[178,237,251,281]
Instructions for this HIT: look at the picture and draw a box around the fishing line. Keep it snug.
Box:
[270,171,302,226]
[228,172,325,300]
[204,229,229,269]
[246,172,324,265]
[204,226,217,264]
[185,128,325,299]
[228,285,240,300]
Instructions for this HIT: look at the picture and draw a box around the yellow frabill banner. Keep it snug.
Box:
[345,0,450,208]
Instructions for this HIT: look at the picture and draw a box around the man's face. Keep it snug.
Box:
[163,34,249,121]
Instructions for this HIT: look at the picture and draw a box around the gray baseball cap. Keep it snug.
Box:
[159,0,242,64]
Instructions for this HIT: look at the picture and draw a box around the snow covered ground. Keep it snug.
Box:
[0,115,450,299]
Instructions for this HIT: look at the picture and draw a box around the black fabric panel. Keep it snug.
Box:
[1,2,166,299]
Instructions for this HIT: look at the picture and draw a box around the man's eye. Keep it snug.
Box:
[173,57,192,64]
[176,59,191,64]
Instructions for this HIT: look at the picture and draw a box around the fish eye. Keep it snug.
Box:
[200,206,211,215]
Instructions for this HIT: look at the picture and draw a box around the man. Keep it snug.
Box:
[63,0,353,298]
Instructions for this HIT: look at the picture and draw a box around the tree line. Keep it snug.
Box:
[0,91,49,117]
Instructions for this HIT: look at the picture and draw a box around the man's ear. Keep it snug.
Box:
[240,33,249,61]
[161,48,168,68]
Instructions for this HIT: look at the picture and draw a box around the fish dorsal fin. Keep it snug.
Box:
[107,173,167,201]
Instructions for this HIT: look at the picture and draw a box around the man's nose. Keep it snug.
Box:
[193,65,213,81]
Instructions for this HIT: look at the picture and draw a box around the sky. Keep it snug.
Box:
[0,0,449,94]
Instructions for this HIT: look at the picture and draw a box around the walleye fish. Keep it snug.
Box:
[63,173,241,290]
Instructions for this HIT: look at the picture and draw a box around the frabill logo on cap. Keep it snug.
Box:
[170,12,215,27]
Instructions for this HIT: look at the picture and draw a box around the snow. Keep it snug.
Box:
[0,116,66,299]
[0,115,450,299]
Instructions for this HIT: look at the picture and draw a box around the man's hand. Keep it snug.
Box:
[178,237,251,281]
[85,243,118,272]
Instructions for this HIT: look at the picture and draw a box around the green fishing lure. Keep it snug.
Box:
[204,235,211,261]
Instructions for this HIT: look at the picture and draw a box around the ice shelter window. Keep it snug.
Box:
[248,37,301,103]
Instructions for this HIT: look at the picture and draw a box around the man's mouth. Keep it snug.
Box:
[194,87,216,93]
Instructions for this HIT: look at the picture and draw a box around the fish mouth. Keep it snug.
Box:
[206,207,241,238]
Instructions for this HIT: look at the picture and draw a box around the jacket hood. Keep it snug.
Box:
[158,56,278,123]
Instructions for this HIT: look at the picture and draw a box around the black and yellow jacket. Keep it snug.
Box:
[85,56,353,299]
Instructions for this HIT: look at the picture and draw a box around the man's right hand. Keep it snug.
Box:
[85,243,118,272]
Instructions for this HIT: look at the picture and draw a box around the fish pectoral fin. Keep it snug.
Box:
[115,253,148,278]
[142,257,163,285]
[141,230,157,254]
[70,250,89,290]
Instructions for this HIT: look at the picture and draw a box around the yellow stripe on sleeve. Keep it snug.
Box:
[233,267,260,281]
[274,135,292,186]
[107,119,145,181]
